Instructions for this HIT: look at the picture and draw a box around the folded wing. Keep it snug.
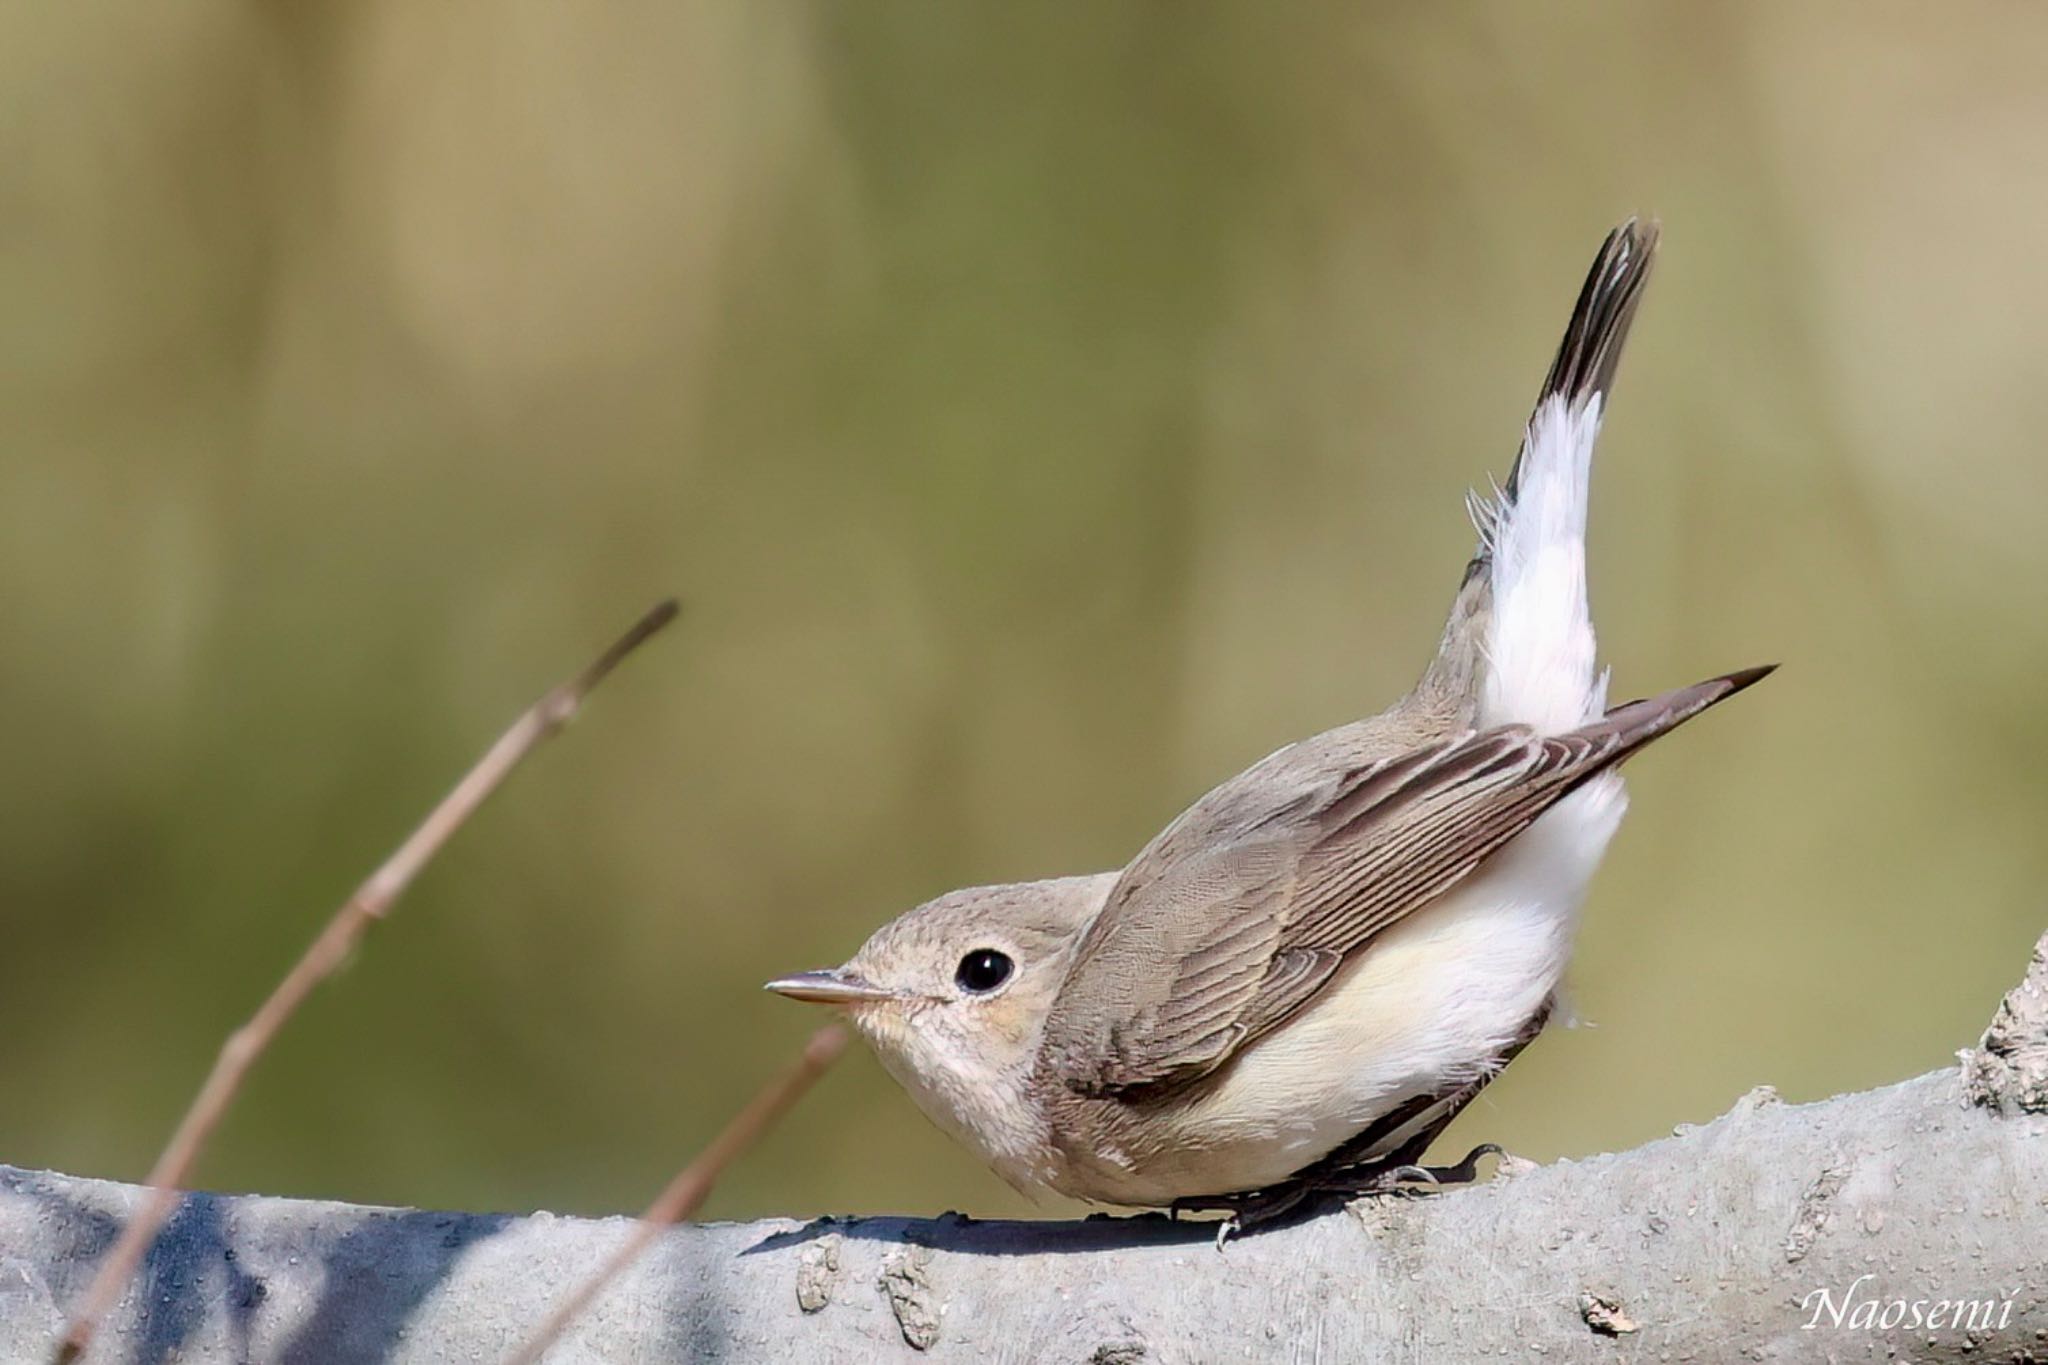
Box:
[1040,666,1771,1099]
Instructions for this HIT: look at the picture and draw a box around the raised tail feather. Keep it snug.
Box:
[1417,221,1661,729]
[1473,219,1661,549]
[1482,221,1659,733]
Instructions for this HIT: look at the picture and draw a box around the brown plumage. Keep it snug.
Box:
[1041,664,1771,1102]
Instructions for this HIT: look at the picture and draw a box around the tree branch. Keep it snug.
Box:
[48,600,679,1365]
[6,929,2043,1363]
[503,1024,848,1365]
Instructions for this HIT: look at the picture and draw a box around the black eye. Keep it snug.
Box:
[955,948,1014,994]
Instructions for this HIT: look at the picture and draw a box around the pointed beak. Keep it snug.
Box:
[763,968,895,1005]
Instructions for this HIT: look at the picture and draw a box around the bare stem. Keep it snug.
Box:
[54,599,680,1365]
[503,1024,849,1365]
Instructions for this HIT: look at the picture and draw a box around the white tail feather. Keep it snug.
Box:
[1480,393,1606,733]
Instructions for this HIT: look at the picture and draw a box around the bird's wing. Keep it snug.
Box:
[1040,667,1770,1099]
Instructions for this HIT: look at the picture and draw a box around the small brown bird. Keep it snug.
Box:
[770,221,1769,1235]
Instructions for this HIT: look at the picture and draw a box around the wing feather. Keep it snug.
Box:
[1040,667,1770,1098]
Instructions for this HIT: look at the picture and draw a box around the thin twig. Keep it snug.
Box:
[54,599,681,1365]
[503,1024,849,1365]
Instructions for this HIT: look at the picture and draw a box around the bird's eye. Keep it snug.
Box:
[954,948,1014,994]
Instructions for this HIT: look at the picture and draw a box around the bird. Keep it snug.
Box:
[768,220,1770,1236]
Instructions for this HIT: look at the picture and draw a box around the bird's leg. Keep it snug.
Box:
[1172,1001,1553,1244]
[1167,1097,1492,1242]
[1168,1180,1317,1244]
[1306,1141,1506,1197]
[1173,1141,1508,1246]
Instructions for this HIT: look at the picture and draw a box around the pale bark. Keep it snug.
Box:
[6,932,2046,1364]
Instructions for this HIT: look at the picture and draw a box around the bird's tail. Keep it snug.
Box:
[1421,220,1659,734]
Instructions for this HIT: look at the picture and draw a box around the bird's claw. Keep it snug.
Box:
[1419,1142,1505,1187]
[1167,1143,1510,1246]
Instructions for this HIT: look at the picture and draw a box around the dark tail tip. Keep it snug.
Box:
[1537,218,1661,412]
[1495,220,1660,512]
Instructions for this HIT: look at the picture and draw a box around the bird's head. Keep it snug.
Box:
[766,874,1114,1183]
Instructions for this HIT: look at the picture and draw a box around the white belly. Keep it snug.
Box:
[1077,774,1626,1206]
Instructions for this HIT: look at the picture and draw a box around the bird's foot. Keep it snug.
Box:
[1168,1181,1316,1246]
[1167,1143,1508,1247]
[1323,1141,1505,1195]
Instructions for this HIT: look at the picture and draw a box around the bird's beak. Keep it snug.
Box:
[763,968,895,1005]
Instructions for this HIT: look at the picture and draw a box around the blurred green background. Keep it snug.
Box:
[5,2,2046,1225]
